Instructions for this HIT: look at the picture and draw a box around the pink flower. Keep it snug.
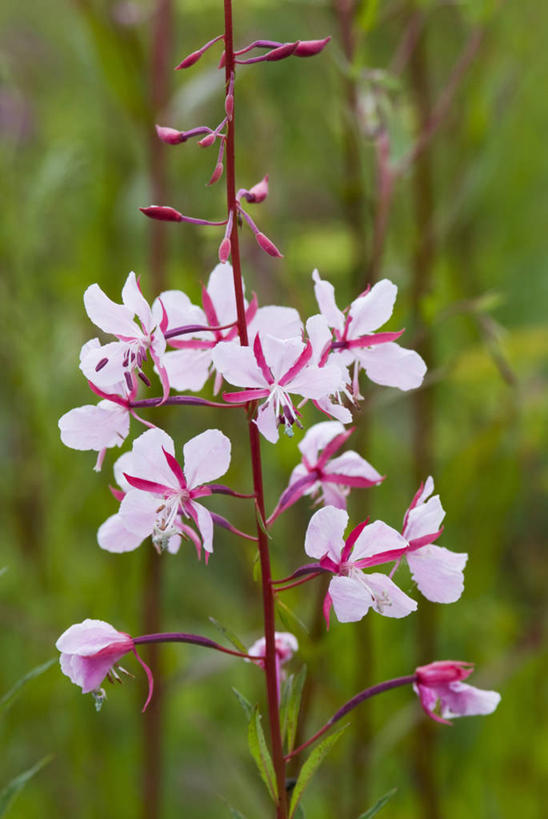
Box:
[312,270,427,392]
[401,477,468,604]
[56,618,153,710]
[159,262,301,394]
[98,427,231,556]
[270,421,383,521]
[304,506,417,625]
[414,661,501,725]
[79,271,169,400]
[213,334,345,442]
[248,632,299,668]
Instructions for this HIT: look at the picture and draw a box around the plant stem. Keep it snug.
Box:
[286,674,417,760]
[222,0,287,814]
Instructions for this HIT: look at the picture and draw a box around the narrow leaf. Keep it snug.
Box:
[289,724,347,817]
[232,687,254,721]
[209,617,247,654]
[248,707,278,802]
[279,674,294,746]
[356,787,398,818]
[276,599,309,636]
[285,665,307,754]
[254,501,272,539]
[0,659,56,714]
[0,755,52,816]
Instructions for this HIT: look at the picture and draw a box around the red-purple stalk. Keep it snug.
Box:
[222,1,287,815]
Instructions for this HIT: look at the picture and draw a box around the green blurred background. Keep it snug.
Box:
[1,0,547,816]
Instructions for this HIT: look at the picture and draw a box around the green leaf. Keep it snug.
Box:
[232,688,254,721]
[285,665,307,754]
[254,501,272,540]
[0,659,56,715]
[275,599,309,636]
[0,755,52,816]
[208,617,247,654]
[358,0,380,32]
[289,724,347,817]
[248,707,278,802]
[279,674,294,747]
[356,787,398,818]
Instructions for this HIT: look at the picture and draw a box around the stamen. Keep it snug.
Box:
[95,357,108,372]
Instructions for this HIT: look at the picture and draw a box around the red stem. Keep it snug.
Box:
[273,573,322,593]
[222,1,287,815]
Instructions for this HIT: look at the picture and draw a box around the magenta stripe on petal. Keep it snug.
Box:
[278,341,313,386]
[323,473,382,488]
[123,474,177,496]
[345,329,405,348]
[253,335,275,384]
[162,447,187,489]
[201,284,220,331]
[342,518,370,559]
[408,527,444,551]
[316,428,354,469]
[222,388,270,403]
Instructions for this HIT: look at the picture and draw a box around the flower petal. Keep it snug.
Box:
[364,573,418,618]
[348,279,397,335]
[330,575,373,622]
[261,335,306,382]
[206,262,243,323]
[248,306,303,341]
[183,429,231,488]
[97,511,146,552]
[122,271,152,331]
[407,545,467,603]
[404,495,445,541]
[351,520,408,561]
[255,400,279,443]
[298,421,345,464]
[190,501,214,553]
[212,342,266,388]
[59,402,129,452]
[84,283,137,337]
[124,428,176,487]
[325,451,383,486]
[440,681,501,719]
[356,343,427,391]
[312,270,345,333]
[304,506,348,561]
[56,619,131,654]
[161,348,212,392]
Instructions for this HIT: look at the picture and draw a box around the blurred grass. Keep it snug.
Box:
[1,0,547,816]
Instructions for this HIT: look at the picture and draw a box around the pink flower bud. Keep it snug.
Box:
[175,50,203,70]
[266,42,298,61]
[208,163,224,186]
[256,232,283,258]
[225,94,234,120]
[247,175,269,204]
[218,51,226,69]
[218,236,231,263]
[416,661,474,686]
[155,125,185,145]
[294,37,331,57]
[140,205,183,222]
[198,133,216,148]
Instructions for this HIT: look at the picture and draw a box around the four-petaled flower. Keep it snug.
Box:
[400,476,468,603]
[312,269,427,392]
[56,618,153,711]
[98,427,231,557]
[304,506,417,625]
[269,421,383,522]
[79,271,170,400]
[414,661,501,725]
[213,333,344,442]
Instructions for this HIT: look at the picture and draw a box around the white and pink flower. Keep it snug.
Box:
[270,421,383,521]
[304,506,417,625]
[98,427,231,557]
[213,334,344,443]
[56,618,153,710]
[79,271,169,400]
[312,270,427,392]
[414,661,501,725]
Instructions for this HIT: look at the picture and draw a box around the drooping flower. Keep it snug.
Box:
[247,632,298,698]
[56,618,153,711]
[401,477,468,604]
[79,271,170,400]
[213,334,344,442]
[158,262,302,394]
[269,421,383,522]
[98,427,231,557]
[304,506,417,625]
[414,661,501,725]
[312,269,427,392]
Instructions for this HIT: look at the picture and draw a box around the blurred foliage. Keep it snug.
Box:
[1,0,547,817]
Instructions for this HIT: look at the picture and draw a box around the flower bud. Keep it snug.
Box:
[266,42,298,61]
[416,661,474,686]
[140,206,183,222]
[247,175,269,204]
[175,50,203,70]
[198,133,216,148]
[294,37,331,57]
[208,163,224,186]
[155,125,185,145]
[256,232,283,258]
[218,237,231,263]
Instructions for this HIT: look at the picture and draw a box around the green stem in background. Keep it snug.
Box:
[142,3,173,818]
[407,9,439,818]
[222,1,287,815]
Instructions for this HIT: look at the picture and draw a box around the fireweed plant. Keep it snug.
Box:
[56,4,501,817]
